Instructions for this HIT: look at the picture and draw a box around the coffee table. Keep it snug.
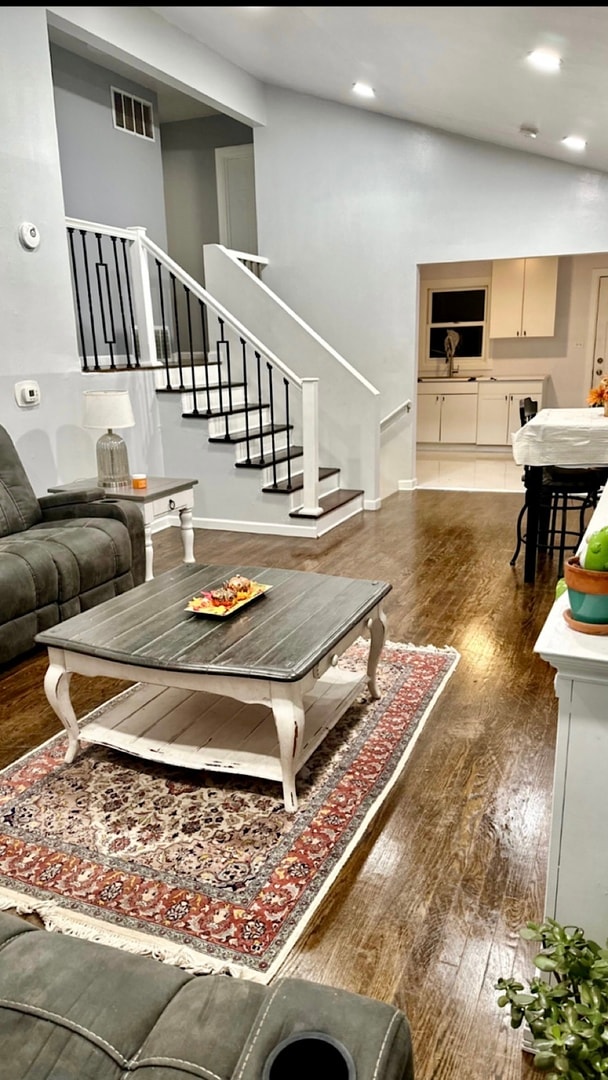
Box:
[35,565,391,812]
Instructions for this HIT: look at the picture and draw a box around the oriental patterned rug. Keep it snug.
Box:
[0,640,459,983]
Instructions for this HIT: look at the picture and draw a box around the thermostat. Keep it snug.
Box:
[18,223,40,251]
[14,380,41,407]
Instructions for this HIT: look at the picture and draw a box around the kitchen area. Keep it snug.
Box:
[416,251,608,488]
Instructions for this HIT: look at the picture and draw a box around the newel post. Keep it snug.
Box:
[301,378,322,516]
[127,227,158,365]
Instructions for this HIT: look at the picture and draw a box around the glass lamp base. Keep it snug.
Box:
[96,430,131,488]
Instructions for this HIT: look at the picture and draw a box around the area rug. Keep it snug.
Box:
[0,640,459,983]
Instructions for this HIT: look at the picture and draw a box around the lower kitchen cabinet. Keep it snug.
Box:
[417,383,478,443]
[475,378,546,445]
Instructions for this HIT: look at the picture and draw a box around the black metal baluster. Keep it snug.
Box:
[95,233,116,369]
[267,363,278,487]
[255,351,264,463]
[284,378,292,490]
[199,300,212,414]
[67,227,88,370]
[184,286,198,415]
[111,236,131,368]
[121,239,140,367]
[80,230,100,371]
[217,318,228,437]
[170,272,184,389]
[241,338,251,464]
[156,260,170,387]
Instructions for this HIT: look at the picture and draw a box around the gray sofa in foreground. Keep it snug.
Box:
[0,911,414,1079]
[0,425,145,665]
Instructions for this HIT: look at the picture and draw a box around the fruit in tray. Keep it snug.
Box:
[186,575,260,614]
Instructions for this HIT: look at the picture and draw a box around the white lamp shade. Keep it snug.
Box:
[83,390,135,430]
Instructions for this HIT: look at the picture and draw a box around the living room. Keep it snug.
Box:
[3,8,608,1080]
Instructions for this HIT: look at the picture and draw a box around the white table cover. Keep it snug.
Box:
[511,407,608,466]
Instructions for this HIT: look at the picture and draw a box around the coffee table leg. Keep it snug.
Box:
[367,607,387,699]
[271,685,305,813]
[44,660,81,763]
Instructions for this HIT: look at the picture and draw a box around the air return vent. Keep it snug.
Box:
[112,88,154,141]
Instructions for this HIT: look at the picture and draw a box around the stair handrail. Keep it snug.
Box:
[381,399,412,428]
[65,218,320,514]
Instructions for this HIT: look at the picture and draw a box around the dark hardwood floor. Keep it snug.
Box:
[0,488,563,1080]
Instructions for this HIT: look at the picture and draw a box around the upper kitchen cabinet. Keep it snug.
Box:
[489,257,558,338]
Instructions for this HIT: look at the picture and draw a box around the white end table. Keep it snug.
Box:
[48,476,198,581]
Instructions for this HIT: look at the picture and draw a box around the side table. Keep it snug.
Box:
[47,476,198,581]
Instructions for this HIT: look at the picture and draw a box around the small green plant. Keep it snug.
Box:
[496,918,608,1079]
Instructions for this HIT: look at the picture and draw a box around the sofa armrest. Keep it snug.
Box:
[39,497,146,586]
[38,489,106,511]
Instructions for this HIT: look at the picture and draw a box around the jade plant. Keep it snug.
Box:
[496,918,608,1078]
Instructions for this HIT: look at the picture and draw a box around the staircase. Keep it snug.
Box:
[65,218,371,536]
[155,357,364,528]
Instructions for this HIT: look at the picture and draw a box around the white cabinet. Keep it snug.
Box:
[476,378,546,446]
[417,383,478,443]
[489,257,558,338]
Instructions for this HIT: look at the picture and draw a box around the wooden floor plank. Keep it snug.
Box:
[0,489,563,1079]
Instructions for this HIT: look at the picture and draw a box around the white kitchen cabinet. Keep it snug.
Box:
[489,257,558,338]
[476,378,546,446]
[417,383,478,443]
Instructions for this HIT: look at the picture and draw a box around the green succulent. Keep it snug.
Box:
[496,918,608,1079]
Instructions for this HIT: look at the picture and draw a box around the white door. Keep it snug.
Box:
[589,273,608,389]
[215,144,258,253]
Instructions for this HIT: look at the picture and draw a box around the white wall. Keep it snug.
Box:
[253,87,608,484]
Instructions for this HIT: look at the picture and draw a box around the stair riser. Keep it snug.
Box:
[234,432,289,461]
[182,386,246,413]
[208,410,271,439]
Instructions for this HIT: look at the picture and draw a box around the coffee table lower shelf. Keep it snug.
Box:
[74,666,365,802]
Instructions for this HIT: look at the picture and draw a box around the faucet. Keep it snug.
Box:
[444,329,460,377]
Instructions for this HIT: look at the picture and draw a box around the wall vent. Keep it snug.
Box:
[112,87,154,141]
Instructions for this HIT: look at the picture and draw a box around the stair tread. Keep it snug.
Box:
[262,467,340,494]
[157,381,244,395]
[182,403,265,419]
[235,446,304,469]
[208,423,293,444]
[289,488,364,518]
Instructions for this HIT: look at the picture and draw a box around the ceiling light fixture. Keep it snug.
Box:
[519,124,539,139]
[352,82,375,98]
[562,135,587,152]
[527,48,562,73]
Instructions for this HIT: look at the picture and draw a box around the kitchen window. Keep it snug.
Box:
[419,278,490,375]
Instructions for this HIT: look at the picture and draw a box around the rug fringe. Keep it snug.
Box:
[355,636,459,656]
[0,891,267,982]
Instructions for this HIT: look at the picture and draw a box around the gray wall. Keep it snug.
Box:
[51,43,167,247]
[161,116,253,285]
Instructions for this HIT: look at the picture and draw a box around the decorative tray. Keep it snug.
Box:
[185,581,271,618]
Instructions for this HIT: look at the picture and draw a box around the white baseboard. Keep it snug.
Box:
[398,479,416,491]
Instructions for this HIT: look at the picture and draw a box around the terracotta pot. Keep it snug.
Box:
[564,555,608,625]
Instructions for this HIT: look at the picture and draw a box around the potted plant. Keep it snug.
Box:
[587,376,608,416]
[496,917,608,1078]
[563,525,608,631]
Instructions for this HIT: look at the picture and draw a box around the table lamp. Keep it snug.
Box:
[83,390,135,488]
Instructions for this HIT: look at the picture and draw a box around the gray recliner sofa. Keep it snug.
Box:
[0,425,145,665]
[0,911,414,1080]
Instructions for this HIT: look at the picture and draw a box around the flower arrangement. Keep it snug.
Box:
[587,376,608,407]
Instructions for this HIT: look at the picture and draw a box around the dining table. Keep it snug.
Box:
[511,406,608,584]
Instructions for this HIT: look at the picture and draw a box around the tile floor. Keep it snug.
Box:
[416,450,525,492]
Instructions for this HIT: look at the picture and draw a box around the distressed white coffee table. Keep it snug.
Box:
[36,565,391,812]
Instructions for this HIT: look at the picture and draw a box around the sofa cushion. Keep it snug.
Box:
[0,428,42,537]
[0,913,414,1080]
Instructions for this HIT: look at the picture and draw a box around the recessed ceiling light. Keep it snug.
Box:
[562,135,587,152]
[352,82,375,98]
[519,124,539,139]
[527,48,562,73]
